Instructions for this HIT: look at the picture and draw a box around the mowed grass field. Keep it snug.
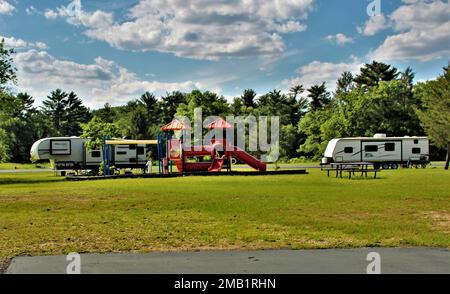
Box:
[0,167,449,270]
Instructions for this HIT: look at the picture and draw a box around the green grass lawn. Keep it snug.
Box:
[0,167,449,270]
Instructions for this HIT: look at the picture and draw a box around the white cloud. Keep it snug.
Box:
[324,33,354,45]
[357,14,388,36]
[44,9,58,19]
[34,42,48,50]
[371,0,450,62]
[0,0,14,14]
[26,6,38,15]
[1,36,48,50]
[371,22,450,62]
[271,20,307,34]
[1,36,28,49]
[14,50,203,108]
[390,0,449,31]
[44,0,314,60]
[45,3,114,29]
[282,57,363,91]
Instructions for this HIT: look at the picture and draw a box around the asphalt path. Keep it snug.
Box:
[6,248,449,274]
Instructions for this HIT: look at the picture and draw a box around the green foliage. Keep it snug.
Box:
[65,92,92,135]
[41,89,91,136]
[240,89,257,108]
[161,91,186,123]
[0,91,44,162]
[279,124,299,159]
[307,82,331,110]
[362,80,422,135]
[80,116,121,150]
[297,76,424,159]
[354,61,399,88]
[414,66,450,169]
[289,84,305,98]
[42,89,67,135]
[176,90,230,120]
[92,103,116,123]
[0,128,10,162]
[0,38,17,89]
[123,105,151,140]
[297,110,330,159]
[139,92,162,124]
[336,71,354,95]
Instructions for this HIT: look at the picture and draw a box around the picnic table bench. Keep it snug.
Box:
[322,162,380,179]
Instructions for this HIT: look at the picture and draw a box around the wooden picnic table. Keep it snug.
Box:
[323,162,380,179]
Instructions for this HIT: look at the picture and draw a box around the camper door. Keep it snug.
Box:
[361,141,401,162]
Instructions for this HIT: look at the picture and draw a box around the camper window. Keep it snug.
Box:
[91,151,101,158]
[137,146,145,155]
[116,151,127,155]
[412,148,421,154]
[414,139,419,144]
[365,145,378,152]
[344,147,353,153]
[385,143,395,151]
[129,145,136,150]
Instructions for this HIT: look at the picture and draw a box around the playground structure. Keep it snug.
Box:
[99,117,267,176]
[157,118,267,175]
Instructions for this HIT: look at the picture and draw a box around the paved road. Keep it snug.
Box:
[6,248,449,274]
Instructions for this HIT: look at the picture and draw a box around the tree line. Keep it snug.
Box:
[0,39,448,168]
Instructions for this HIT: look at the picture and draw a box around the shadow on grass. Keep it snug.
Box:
[329,176,384,181]
[0,258,11,274]
[0,177,65,185]
[347,177,384,181]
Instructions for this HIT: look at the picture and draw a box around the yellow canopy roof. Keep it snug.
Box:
[105,140,158,145]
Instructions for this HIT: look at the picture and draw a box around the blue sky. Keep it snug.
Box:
[0,0,448,108]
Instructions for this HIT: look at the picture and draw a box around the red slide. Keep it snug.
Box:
[232,146,267,171]
[208,157,225,172]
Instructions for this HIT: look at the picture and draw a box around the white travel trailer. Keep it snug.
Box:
[322,134,429,169]
[30,137,147,171]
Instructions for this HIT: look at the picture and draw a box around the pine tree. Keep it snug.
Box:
[93,103,116,123]
[161,91,186,123]
[354,61,399,88]
[307,82,331,110]
[240,89,257,108]
[42,89,68,136]
[65,92,91,135]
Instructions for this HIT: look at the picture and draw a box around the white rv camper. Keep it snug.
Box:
[30,137,147,171]
[322,134,429,169]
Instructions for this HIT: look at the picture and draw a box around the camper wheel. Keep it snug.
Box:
[382,163,390,170]
[390,163,399,169]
